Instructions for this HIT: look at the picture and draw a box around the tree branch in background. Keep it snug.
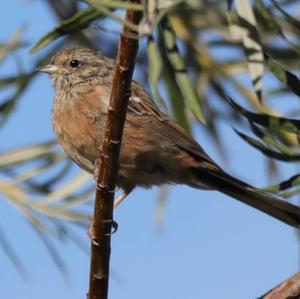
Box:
[260,272,300,299]
[87,1,142,299]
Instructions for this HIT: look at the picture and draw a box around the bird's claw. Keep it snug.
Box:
[103,219,118,236]
[88,218,118,244]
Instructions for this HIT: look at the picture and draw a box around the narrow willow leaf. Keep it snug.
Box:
[270,0,300,35]
[161,18,206,123]
[40,159,72,190]
[30,7,103,53]
[146,36,166,108]
[0,179,43,207]
[234,0,264,101]
[259,173,300,193]
[34,207,88,222]
[249,122,300,156]
[279,188,300,198]
[12,155,64,184]
[16,156,71,195]
[60,226,89,254]
[211,78,232,104]
[255,0,300,55]
[156,0,185,23]
[31,225,69,277]
[266,55,300,98]
[16,205,58,236]
[0,227,28,279]
[0,72,36,128]
[254,1,274,27]
[196,74,225,151]
[0,179,88,222]
[228,97,300,134]
[0,75,29,89]
[162,61,190,131]
[0,141,56,167]
[267,86,289,96]
[157,25,190,130]
[234,129,300,161]
[86,1,139,32]
[0,27,26,63]
[57,190,93,211]
[38,171,91,206]
[84,0,143,10]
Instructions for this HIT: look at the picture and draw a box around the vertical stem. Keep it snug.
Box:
[88,2,142,299]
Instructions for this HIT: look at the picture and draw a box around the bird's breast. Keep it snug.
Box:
[51,89,106,173]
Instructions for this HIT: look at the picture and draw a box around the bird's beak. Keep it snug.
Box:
[38,64,58,74]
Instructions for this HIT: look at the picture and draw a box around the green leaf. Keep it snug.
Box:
[249,122,299,156]
[0,72,35,126]
[0,27,26,63]
[84,0,143,10]
[0,227,28,279]
[279,188,300,198]
[0,75,27,89]
[156,0,186,23]
[234,129,300,161]
[31,225,68,276]
[161,18,206,124]
[146,36,166,108]
[259,173,300,194]
[30,7,103,53]
[235,0,264,102]
[0,140,57,168]
[162,66,190,131]
[227,97,300,134]
[157,20,191,130]
[255,0,282,33]
[86,1,139,31]
[266,55,300,98]
[255,0,300,55]
[270,0,300,35]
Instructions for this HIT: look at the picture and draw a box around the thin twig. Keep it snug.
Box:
[87,1,143,299]
[260,272,300,299]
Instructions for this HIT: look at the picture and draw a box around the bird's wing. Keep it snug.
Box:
[127,81,216,165]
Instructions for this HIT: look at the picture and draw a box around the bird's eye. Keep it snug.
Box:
[69,59,80,68]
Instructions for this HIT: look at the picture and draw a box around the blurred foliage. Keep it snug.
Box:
[3,0,300,271]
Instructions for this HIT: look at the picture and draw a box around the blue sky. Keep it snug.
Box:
[0,1,299,299]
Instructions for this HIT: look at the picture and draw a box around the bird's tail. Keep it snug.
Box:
[193,168,300,228]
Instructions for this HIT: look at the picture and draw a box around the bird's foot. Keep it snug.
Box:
[114,186,134,208]
[88,217,119,244]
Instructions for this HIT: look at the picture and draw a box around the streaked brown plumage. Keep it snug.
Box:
[39,46,300,228]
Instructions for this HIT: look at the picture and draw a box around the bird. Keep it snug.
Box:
[39,46,300,228]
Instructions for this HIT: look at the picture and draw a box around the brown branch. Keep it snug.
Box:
[87,2,142,299]
[260,272,300,299]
